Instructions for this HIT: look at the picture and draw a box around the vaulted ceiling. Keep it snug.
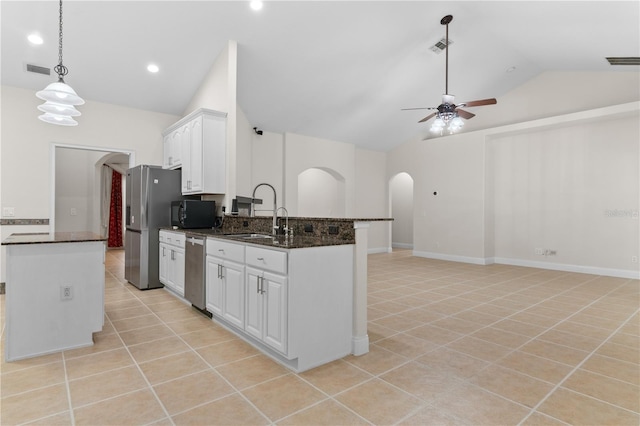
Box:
[2,1,638,151]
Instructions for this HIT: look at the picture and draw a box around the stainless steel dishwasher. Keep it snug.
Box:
[184,234,209,315]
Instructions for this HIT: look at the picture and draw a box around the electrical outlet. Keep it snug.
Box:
[546,250,557,256]
[70,208,77,216]
[534,248,544,255]
[60,285,73,300]
[632,256,638,263]
[2,207,15,217]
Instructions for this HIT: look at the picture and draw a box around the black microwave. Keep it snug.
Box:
[171,200,216,229]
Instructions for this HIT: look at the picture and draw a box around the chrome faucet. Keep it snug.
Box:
[251,183,277,235]
[276,206,289,237]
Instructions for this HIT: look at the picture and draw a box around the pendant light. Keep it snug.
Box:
[36,0,84,126]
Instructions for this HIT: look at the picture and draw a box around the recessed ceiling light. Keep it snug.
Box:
[250,1,263,11]
[147,64,159,73]
[28,33,43,45]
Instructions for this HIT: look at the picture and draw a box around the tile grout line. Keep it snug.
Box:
[136,287,277,425]
[102,272,176,425]
[61,351,76,426]
[517,291,640,424]
[368,257,637,424]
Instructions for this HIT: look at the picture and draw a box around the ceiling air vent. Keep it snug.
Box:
[606,57,640,66]
[26,64,51,75]
[430,37,453,54]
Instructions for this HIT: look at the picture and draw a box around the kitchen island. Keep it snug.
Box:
[162,215,391,371]
[2,232,106,361]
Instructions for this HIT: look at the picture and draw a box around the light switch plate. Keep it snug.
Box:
[2,207,15,217]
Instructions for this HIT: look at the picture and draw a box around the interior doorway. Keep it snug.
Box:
[389,172,414,249]
[297,167,346,217]
[50,143,135,236]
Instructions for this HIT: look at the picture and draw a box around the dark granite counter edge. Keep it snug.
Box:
[0,218,49,226]
[2,232,107,246]
[225,215,393,222]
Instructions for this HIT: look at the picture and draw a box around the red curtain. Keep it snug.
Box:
[108,170,123,248]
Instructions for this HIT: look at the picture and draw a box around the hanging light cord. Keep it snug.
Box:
[53,0,68,81]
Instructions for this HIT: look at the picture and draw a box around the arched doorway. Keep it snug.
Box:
[390,172,414,249]
[297,167,346,217]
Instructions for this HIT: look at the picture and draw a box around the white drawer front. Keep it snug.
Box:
[161,230,185,247]
[207,238,245,263]
[246,246,287,275]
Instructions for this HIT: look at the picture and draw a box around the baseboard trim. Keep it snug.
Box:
[413,250,491,265]
[368,247,391,254]
[392,242,414,249]
[352,335,370,356]
[493,257,640,279]
[411,251,639,279]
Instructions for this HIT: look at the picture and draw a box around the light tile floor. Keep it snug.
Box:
[1,249,638,425]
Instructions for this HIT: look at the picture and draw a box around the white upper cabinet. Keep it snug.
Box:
[162,108,227,194]
[162,123,183,169]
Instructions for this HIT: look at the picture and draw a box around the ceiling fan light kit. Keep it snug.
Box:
[403,14,497,136]
[36,0,84,126]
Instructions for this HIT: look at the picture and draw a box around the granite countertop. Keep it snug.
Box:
[161,216,391,249]
[1,232,107,245]
[161,227,353,249]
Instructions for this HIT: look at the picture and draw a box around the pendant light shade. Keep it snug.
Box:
[37,100,82,116]
[36,0,83,126]
[36,81,85,106]
[38,113,79,126]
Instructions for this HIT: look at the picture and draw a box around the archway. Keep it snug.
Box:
[297,167,346,217]
[389,172,414,249]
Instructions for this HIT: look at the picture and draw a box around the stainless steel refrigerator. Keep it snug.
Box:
[125,165,182,290]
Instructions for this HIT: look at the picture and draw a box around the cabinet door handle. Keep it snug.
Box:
[162,247,165,257]
[256,276,261,294]
[171,250,175,260]
[259,276,265,294]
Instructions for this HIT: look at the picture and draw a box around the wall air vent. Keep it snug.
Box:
[430,37,453,54]
[26,64,51,75]
[606,57,640,65]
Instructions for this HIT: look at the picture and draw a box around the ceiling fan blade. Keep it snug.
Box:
[418,112,437,123]
[457,98,497,108]
[456,109,475,119]
[401,107,434,111]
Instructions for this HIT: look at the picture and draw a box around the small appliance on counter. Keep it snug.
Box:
[171,200,216,229]
[231,196,254,216]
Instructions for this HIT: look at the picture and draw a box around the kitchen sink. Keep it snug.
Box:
[230,233,274,240]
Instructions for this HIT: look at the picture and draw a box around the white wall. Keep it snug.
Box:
[490,115,639,273]
[0,85,179,282]
[55,148,105,233]
[284,132,356,217]
[388,71,640,277]
[298,168,345,217]
[250,130,284,202]
[354,148,389,252]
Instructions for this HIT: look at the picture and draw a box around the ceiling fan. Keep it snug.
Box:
[403,15,497,134]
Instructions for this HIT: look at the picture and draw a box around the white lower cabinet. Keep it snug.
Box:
[245,267,287,354]
[205,237,354,373]
[159,231,186,297]
[206,239,245,329]
[206,256,245,329]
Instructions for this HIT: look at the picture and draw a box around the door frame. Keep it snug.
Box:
[49,142,135,234]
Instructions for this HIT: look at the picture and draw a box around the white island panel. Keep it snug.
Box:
[5,238,105,361]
